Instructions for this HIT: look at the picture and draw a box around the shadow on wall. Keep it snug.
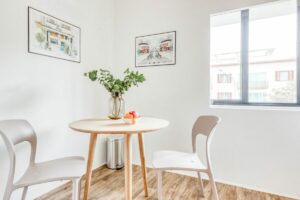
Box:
[0,84,41,115]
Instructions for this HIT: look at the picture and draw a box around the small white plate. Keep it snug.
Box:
[123,117,141,124]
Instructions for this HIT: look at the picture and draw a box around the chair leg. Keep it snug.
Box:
[21,186,28,200]
[156,170,163,200]
[197,172,205,197]
[208,171,219,200]
[72,179,81,200]
[77,178,82,200]
[3,189,12,200]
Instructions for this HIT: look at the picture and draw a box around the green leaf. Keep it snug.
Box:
[84,68,146,94]
[88,70,98,81]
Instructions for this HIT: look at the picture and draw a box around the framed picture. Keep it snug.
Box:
[28,7,81,63]
[135,31,176,67]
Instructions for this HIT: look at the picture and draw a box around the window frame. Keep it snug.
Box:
[211,0,300,107]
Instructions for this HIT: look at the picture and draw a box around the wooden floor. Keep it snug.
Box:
[36,165,293,200]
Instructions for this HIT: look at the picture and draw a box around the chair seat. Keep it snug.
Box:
[14,156,85,188]
[153,150,207,171]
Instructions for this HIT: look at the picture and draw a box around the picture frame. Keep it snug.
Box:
[28,7,81,63]
[135,31,176,67]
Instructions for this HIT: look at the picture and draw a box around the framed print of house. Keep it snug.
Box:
[28,7,81,63]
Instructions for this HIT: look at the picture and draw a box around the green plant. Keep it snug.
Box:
[35,32,45,44]
[84,68,146,95]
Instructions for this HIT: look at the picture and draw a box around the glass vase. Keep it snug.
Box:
[108,92,125,120]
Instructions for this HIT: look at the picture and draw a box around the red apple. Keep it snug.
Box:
[130,111,139,118]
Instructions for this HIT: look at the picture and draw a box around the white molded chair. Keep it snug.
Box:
[153,115,221,200]
[0,119,85,200]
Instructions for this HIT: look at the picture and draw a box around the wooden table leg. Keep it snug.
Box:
[124,134,132,200]
[83,133,98,200]
[138,132,148,197]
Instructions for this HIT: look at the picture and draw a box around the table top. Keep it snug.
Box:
[69,117,169,134]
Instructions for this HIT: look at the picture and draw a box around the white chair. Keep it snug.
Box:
[0,119,85,200]
[153,115,221,200]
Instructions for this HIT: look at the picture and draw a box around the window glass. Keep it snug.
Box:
[276,71,294,81]
[210,0,298,105]
[248,0,297,103]
[218,74,232,83]
[217,92,232,100]
[210,11,241,100]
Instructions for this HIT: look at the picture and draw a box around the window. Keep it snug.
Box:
[218,92,232,100]
[211,11,241,101]
[249,92,267,102]
[249,72,267,89]
[210,0,298,106]
[276,71,294,81]
[218,74,232,83]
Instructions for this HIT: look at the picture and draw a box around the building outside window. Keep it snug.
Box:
[249,72,267,89]
[275,71,294,81]
[218,74,232,83]
[217,92,232,100]
[249,92,267,102]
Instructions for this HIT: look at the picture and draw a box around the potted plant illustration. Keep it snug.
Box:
[35,32,45,48]
[84,68,145,119]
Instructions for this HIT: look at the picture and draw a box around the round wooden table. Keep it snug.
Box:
[69,117,169,200]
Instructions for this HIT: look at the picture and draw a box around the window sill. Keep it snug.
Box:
[210,104,300,111]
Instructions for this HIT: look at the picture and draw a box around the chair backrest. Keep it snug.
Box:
[192,115,221,153]
[0,120,37,188]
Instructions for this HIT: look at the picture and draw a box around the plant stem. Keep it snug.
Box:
[112,96,121,119]
[116,97,121,117]
[112,97,117,118]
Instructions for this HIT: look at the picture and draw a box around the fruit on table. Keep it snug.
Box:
[124,113,133,119]
[129,111,139,118]
[124,111,139,118]
[124,111,139,124]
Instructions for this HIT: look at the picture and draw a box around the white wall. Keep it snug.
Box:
[114,0,300,199]
[0,0,115,199]
[1,0,300,199]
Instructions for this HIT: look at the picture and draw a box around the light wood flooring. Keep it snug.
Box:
[36,165,294,200]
